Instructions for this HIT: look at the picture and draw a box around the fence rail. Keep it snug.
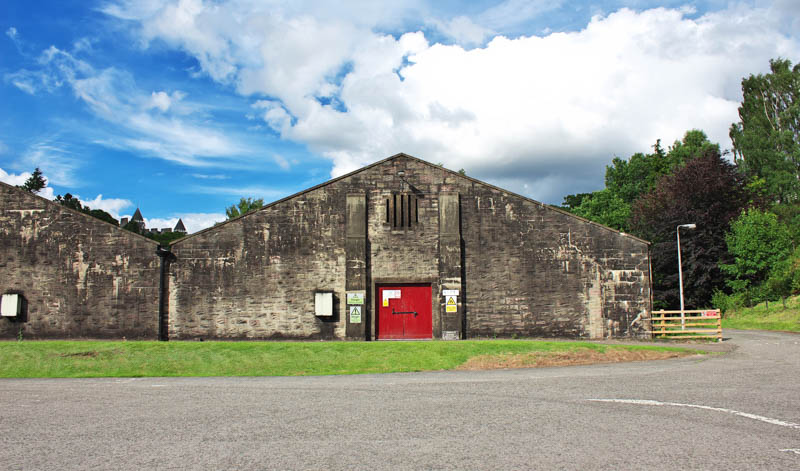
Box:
[651,310,722,341]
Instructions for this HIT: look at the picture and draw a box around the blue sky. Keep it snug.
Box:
[1,0,799,232]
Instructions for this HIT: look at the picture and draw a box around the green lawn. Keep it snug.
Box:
[0,340,694,378]
[722,296,800,332]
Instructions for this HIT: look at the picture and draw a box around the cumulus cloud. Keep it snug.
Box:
[0,167,33,187]
[79,194,133,219]
[0,167,56,199]
[106,1,800,202]
[146,90,186,112]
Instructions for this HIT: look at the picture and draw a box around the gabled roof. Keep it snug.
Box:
[0,181,158,245]
[171,153,649,246]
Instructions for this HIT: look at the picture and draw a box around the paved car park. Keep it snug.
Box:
[2,330,799,470]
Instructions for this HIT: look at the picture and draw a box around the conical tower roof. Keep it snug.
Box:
[131,208,144,221]
[174,218,187,233]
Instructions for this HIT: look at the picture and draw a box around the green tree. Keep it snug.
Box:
[55,193,83,211]
[226,197,265,219]
[765,247,800,306]
[560,192,593,211]
[730,58,800,203]
[85,208,118,225]
[721,208,792,291]
[562,130,718,232]
[630,149,751,309]
[19,167,47,193]
[605,131,718,205]
[56,193,118,225]
[571,189,630,231]
[122,220,142,234]
[146,231,185,246]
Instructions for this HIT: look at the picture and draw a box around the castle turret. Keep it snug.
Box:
[131,208,146,232]
[173,218,187,233]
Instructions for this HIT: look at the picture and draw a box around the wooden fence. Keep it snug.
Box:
[651,310,722,341]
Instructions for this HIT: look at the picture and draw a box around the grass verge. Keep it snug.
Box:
[722,295,800,332]
[0,340,697,378]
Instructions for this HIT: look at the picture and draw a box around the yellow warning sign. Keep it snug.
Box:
[383,299,389,307]
[446,296,457,312]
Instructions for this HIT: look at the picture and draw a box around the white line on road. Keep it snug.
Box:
[587,399,800,430]
[780,449,800,455]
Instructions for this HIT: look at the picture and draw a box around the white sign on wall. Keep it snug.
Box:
[349,306,362,323]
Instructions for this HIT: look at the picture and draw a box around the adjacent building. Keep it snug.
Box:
[1,154,652,341]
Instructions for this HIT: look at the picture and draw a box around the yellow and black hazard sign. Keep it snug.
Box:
[446,296,457,313]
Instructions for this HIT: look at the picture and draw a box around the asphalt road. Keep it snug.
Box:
[2,330,799,470]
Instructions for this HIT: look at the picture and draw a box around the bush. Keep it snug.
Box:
[722,208,792,292]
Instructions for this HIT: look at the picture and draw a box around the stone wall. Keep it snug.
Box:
[169,154,651,340]
[168,186,349,340]
[0,182,160,339]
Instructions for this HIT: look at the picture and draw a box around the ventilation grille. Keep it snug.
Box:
[385,193,418,228]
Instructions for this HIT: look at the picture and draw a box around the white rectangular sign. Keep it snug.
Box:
[346,292,365,305]
[382,290,401,300]
[442,289,459,296]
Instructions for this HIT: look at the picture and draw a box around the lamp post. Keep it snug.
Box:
[677,223,696,330]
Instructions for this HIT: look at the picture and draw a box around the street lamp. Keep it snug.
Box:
[677,223,696,329]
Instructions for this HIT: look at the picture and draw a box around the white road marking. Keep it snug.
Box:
[588,399,800,430]
[780,449,800,455]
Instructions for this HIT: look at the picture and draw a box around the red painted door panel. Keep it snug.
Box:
[377,284,432,339]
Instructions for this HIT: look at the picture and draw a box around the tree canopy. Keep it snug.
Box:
[226,197,265,219]
[56,193,119,225]
[19,167,47,193]
[563,130,718,234]
[630,150,751,309]
[721,208,792,291]
[730,58,800,203]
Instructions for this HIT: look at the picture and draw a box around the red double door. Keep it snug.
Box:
[377,284,432,340]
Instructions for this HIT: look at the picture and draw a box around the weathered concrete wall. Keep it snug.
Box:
[0,182,160,339]
[169,154,651,340]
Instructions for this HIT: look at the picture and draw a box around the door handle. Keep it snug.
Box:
[392,308,418,317]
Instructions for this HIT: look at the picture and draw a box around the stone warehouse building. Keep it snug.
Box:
[0,181,161,339]
[1,154,653,341]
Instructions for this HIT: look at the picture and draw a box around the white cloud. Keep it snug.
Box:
[273,154,290,171]
[0,167,56,200]
[252,100,292,134]
[146,90,186,112]
[0,167,32,186]
[17,141,81,187]
[7,44,249,167]
[430,16,490,47]
[107,1,800,202]
[478,0,563,30]
[79,194,133,219]
[189,183,290,200]
[142,213,226,233]
[191,173,229,180]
